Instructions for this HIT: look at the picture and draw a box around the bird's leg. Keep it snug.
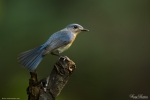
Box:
[51,51,67,62]
[51,52,60,57]
[51,50,61,57]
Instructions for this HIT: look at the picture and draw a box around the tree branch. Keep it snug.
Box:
[27,56,76,100]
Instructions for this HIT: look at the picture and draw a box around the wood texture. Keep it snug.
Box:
[27,56,76,100]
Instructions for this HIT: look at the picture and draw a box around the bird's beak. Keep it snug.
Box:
[81,28,89,32]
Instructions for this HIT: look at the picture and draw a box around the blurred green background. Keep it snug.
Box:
[0,0,150,100]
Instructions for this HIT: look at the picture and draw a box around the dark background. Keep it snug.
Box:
[0,0,150,100]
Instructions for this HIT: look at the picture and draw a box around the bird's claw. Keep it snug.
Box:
[59,56,69,62]
[62,56,68,62]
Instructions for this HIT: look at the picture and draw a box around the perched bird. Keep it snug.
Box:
[18,23,89,72]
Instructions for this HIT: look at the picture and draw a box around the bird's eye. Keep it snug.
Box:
[73,25,78,29]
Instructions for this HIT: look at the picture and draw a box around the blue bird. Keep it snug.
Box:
[18,24,89,72]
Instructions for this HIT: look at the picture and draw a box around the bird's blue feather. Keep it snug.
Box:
[18,45,45,72]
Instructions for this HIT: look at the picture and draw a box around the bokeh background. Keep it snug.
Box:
[0,0,150,100]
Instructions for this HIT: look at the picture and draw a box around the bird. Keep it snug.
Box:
[18,23,89,72]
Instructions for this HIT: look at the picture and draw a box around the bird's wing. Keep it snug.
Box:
[43,35,73,55]
[49,38,71,50]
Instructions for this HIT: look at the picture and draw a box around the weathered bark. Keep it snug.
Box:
[27,56,76,100]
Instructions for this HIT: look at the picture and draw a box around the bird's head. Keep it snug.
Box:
[66,23,89,34]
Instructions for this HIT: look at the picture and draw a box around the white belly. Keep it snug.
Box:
[57,43,72,53]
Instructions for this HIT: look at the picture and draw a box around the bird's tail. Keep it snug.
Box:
[18,46,45,72]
